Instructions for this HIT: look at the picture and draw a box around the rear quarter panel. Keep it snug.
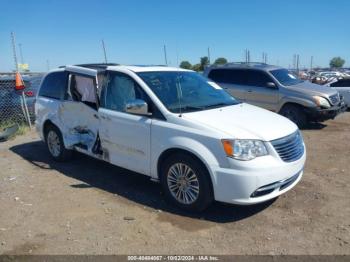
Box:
[35,96,62,141]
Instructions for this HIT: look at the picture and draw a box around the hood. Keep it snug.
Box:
[182,103,297,141]
[286,81,338,97]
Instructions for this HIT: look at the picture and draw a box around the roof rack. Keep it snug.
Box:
[226,62,267,66]
[131,64,168,67]
[208,62,269,68]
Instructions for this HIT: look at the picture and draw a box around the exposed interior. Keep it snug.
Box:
[59,69,104,155]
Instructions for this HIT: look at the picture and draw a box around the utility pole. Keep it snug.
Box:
[101,39,108,64]
[310,56,313,70]
[46,59,50,71]
[247,50,250,63]
[296,54,300,75]
[19,43,24,65]
[163,45,168,66]
[262,52,268,64]
[11,32,19,72]
[11,32,31,128]
[293,54,296,70]
[207,47,211,64]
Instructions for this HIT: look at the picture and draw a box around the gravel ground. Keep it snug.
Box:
[0,113,349,255]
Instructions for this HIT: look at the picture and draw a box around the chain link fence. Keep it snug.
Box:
[0,72,44,128]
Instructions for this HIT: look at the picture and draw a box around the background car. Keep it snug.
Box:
[325,78,350,109]
[0,74,43,124]
[204,62,347,127]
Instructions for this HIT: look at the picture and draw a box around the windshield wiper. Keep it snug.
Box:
[202,102,236,109]
[170,105,204,113]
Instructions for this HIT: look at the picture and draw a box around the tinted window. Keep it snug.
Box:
[246,70,273,87]
[101,72,149,113]
[39,72,68,99]
[330,79,350,87]
[208,69,248,85]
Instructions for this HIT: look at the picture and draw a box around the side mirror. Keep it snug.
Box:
[125,99,150,116]
[266,82,277,89]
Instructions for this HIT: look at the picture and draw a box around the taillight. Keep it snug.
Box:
[24,91,34,97]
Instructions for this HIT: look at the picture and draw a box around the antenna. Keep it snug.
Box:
[101,39,108,64]
[163,45,168,66]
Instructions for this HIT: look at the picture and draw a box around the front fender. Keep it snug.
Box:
[278,96,316,112]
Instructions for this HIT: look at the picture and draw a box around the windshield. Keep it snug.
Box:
[270,69,303,86]
[137,71,239,113]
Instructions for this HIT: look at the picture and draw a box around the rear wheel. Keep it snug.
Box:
[279,104,307,128]
[45,125,73,162]
[160,153,213,212]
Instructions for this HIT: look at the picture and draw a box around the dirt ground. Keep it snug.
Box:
[0,113,349,255]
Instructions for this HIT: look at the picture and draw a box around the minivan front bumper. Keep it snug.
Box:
[305,101,347,122]
[210,151,306,205]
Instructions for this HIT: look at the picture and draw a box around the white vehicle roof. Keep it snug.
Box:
[49,65,193,74]
[107,65,192,73]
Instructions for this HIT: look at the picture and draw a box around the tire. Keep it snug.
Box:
[279,104,307,128]
[45,124,73,162]
[160,153,213,212]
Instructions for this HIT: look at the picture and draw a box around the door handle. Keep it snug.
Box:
[247,89,253,93]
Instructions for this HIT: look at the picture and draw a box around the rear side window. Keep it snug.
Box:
[246,70,273,87]
[208,69,248,85]
[330,79,350,87]
[39,71,68,99]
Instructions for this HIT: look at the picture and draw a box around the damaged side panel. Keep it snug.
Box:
[58,101,99,152]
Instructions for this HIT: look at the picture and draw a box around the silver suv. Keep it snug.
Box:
[204,63,347,127]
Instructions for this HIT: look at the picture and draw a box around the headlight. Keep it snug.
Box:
[313,96,331,108]
[221,139,268,160]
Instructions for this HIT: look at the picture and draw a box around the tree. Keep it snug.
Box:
[329,57,345,68]
[191,64,201,72]
[179,61,192,69]
[214,57,228,65]
[199,56,210,71]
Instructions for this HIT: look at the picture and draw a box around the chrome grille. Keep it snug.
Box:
[271,131,304,162]
[329,93,340,105]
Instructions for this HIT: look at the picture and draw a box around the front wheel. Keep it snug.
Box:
[279,104,307,128]
[160,154,213,212]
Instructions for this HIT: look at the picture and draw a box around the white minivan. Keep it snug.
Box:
[35,64,306,211]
